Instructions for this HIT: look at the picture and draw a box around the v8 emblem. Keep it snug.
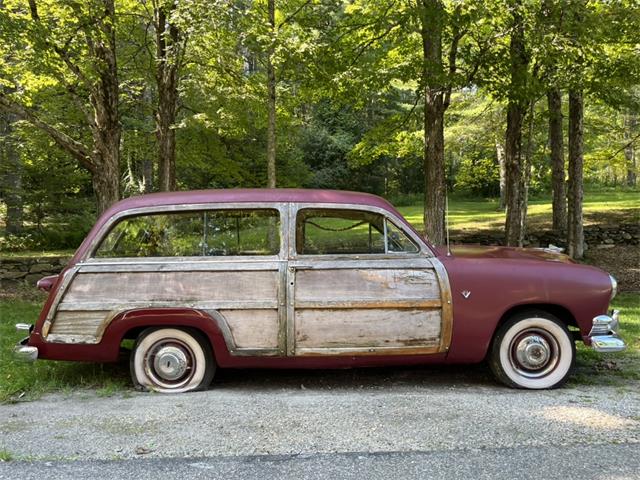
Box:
[461,290,471,299]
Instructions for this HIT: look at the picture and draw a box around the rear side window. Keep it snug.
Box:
[95,209,280,258]
[296,209,418,255]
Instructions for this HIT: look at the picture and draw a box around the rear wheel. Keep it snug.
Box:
[130,327,215,393]
[489,311,575,389]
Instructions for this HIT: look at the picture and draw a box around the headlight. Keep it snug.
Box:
[609,275,617,301]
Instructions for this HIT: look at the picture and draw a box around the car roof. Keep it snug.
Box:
[104,188,398,216]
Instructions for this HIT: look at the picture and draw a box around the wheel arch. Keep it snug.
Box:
[104,308,230,364]
[496,303,579,334]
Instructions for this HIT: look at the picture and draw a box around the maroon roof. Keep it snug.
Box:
[103,188,399,217]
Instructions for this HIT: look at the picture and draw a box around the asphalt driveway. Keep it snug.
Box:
[1,366,639,479]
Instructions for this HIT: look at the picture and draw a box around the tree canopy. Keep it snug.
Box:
[1,0,638,254]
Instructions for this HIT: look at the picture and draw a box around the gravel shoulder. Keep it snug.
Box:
[0,368,638,462]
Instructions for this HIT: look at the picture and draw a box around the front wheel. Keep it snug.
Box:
[130,327,215,393]
[489,311,575,389]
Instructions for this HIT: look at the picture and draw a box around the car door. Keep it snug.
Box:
[286,203,452,357]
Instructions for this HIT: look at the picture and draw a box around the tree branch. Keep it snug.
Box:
[0,94,94,172]
[277,0,313,30]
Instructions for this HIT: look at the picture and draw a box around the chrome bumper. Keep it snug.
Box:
[13,323,38,362]
[588,310,626,353]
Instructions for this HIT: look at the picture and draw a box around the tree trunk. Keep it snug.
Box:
[567,90,584,259]
[266,0,277,189]
[154,2,180,192]
[88,0,121,215]
[496,138,506,210]
[520,100,535,241]
[504,5,528,247]
[504,103,525,246]
[420,0,446,246]
[91,152,120,216]
[625,113,637,187]
[0,111,23,234]
[548,89,566,232]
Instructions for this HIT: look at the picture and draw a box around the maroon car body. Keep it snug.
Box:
[15,189,625,391]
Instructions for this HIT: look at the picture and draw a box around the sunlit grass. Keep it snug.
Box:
[0,300,129,403]
[0,249,75,259]
[397,190,639,233]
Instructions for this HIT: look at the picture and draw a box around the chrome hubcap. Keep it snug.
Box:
[509,328,560,379]
[515,335,550,369]
[153,345,189,381]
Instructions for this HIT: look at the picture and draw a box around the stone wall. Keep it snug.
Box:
[0,257,71,286]
[454,223,640,250]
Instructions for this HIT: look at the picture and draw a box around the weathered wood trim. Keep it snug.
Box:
[295,299,442,309]
[46,334,101,344]
[56,300,278,311]
[289,258,434,269]
[78,260,283,272]
[205,309,280,356]
[295,345,441,356]
[43,265,81,338]
[430,257,454,353]
[286,265,296,356]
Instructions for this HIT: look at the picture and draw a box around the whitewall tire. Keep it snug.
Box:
[130,328,215,393]
[489,311,575,389]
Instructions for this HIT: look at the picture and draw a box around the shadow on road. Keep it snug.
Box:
[209,363,498,392]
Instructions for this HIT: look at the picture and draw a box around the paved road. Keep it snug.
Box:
[1,366,639,479]
[2,444,639,480]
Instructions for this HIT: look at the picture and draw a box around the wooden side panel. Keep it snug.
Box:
[295,269,440,303]
[61,271,278,304]
[295,309,441,349]
[49,310,111,336]
[220,309,279,349]
[49,268,281,349]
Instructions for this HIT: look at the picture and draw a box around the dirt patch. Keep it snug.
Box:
[584,245,640,293]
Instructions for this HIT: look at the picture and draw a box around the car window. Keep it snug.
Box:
[296,209,418,255]
[95,209,280,258]
[386,220,419,253]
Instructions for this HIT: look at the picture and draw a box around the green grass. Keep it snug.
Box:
[0,449,13,462]
[397,190,639,233]
[0,300,129,403]
[0,249,74,259]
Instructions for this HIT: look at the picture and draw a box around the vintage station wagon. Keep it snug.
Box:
[14,189,625,392]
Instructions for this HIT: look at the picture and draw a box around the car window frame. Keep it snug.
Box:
[291,203,428,259]
[85,203,287,263]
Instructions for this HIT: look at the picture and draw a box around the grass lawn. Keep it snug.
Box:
[0,292,638,401]
[0,298,129,403]
[397,190,639,233]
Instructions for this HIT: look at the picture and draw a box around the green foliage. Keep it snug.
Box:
[0,0,639,251]
[454,157,500,197]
